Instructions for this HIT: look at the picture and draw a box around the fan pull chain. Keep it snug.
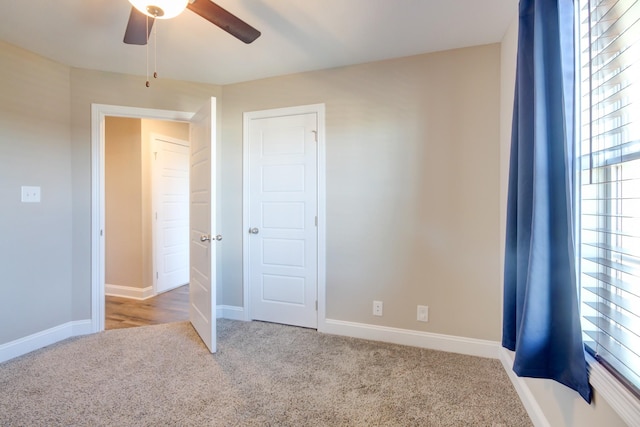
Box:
[153,18,158,80]
[144,15,159,87]
[145,15,150,87]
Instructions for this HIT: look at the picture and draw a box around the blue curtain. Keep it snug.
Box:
[502,0,592,403]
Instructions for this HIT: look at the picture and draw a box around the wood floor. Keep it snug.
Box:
[105,285,189,330]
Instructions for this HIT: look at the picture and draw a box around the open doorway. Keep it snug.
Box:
[103,115,190,330]
[91,101,219,352]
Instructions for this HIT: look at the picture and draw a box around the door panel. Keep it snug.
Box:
[262,165,305,191]
[189,98,217,353]
[249,112,318,328]
[262,239,305,266]
[153,137,190,294]
[262,275,306,304]
[262,203,305,229]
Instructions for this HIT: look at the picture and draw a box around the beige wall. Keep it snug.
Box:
[221,44,502,340]
[498,16,627,427]
[105,117,143,289]
[0,41,73,343]
[2,38,502,344]
[0,45,215,340]
[69,68,221,319]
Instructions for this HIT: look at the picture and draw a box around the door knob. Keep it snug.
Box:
[249,227,259,234]
[200,234,211,242]
[215,234,223,241]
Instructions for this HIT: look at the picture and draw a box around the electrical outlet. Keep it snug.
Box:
[417,305,429,322]
[373,300,383,316]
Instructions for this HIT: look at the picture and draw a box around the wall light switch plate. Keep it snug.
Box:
[21,186,41,203]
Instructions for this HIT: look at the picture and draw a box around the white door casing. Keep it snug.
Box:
[152,135,190,294]
[244,106,324,329]
[189,98,217,353]
[91,104,194,333]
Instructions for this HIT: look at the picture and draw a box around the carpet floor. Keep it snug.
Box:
[0,320,531,426]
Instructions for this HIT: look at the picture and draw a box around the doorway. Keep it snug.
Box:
[91,105,194,333]
[103,119,191,329]
[104,119,190,300]
[93,100,219,351]
[242,104,327,329]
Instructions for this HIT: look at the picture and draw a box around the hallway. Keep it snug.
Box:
[105,285,189,330]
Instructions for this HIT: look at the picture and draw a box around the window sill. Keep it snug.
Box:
[587,354,640,425]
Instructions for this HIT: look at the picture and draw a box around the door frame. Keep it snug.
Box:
[91,104,194,333]
[242,103,327,329]
[150,133,191,295]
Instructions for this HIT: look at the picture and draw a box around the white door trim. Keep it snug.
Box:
[150,133,190,295]
[91,104,194,333]
[242,104,327,330]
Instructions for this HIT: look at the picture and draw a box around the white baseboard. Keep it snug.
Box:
[0,319,92,364]
[105,284,154,300]
[217,305,245,321]
[498,348,550,427]
[319,318,500,359]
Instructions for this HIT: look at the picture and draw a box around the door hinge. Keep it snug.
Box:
[156,272,158,279]
[154,152,158,160]
[315,216,318,227]
[312,130,318,142]
[315,300,318,311]
[155,212,158,220]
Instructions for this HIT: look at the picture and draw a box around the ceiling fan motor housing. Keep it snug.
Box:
[128,0,188,19]
[146,5,164,17]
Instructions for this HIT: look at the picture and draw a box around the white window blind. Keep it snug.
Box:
[578,0,640,394]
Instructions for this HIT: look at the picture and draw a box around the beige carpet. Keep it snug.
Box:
[0,320,531,426]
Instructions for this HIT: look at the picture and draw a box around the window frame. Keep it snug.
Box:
[575,0,640,422]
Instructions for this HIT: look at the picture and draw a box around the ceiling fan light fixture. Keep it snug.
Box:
[128,0,189,19]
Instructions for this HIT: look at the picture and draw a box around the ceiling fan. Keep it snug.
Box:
[123,0,261,45]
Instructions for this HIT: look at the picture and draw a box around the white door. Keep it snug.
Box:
[248,112,318,328]
[189,98,218,353]
[153,136,190,294]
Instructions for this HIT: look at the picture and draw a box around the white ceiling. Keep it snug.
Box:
[0,0,517,85]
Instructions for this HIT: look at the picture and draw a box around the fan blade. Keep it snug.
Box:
[123,7,154,45]
[187,0,261,44]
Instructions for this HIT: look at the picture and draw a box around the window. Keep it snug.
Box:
[578,0,640,396]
